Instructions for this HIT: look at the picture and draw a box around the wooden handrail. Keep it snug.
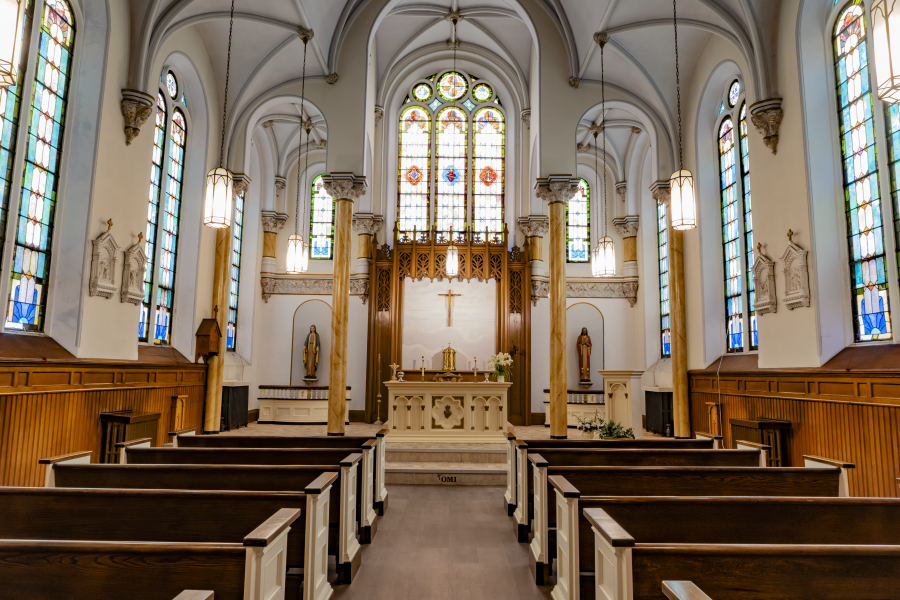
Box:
[243,508,302,547]
[38,450,92,464]
[662,581,713,600]
[583,507,635,547]
[172,591,214,600]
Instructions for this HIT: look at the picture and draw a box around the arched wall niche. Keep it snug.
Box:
[291,299,333,386]
[565,302,604,392]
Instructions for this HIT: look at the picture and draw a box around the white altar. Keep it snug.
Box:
[385,381,511,442]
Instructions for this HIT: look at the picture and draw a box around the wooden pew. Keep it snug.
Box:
[510,437,717,540]
[0,508,302,600]
[527,462,841,585]
[173,592,214,600]
[120,444,379,543]
[175,429,390,516]
[549,486,900,600]
[43,451,363,584]
[0,483,336,600]
[662,581,712,600]
[583,509,900,600]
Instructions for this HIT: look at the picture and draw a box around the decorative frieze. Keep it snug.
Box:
[89,221,119,299]
[750,98,783,155]
[613,216,639,238]
[781,231,810,310]
[261,212,288,233]
[531,278,549,306]
[566,279,640,307]
[350,277,369,305]
[260,275,368,304]
[120,89,154,146]
[121,234,148,305]
[752,243,777,315]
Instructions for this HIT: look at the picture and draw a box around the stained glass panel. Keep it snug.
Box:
[834,3,892,342]
[227,190,243,350]
[398,106,430,234]
[139,93,166,341]
[435,106,467,236]
[310,174,335,259]
[566,179,589,262]
[719,117,743,352]
[740,103,757,350]
[437,71,467,101]
[166,72,177,99]
[7,0,74,331]
[887,102,900,301]
[728,80,740,107]
[472,108,504,233]
[154,108,186,345]
[473,83,492,102]
[658,201,671,358]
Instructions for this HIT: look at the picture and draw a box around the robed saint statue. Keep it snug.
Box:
[303,325,320,383]
[577,327,592,386]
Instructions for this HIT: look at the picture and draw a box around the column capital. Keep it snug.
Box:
[261,211,288,232]
[749,98,783,155]
[323,173,368,201]
[274,176,287,192]
[352,213,384,235]
[120,89,154,146]
[650,180,671,205]
[534,176,580,205]
[615,181,627,201]
[613,215,639,238]
[517,216,549,237]
[233,173,251,196]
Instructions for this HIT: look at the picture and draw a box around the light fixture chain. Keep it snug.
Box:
[219,0,236,168]
[673,0,683,170]
[601,41,607,239]
[295,40,308,236]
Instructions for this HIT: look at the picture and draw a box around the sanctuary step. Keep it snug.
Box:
[384,445,507,486]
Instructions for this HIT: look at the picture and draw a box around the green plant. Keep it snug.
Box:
[597,420,635,439]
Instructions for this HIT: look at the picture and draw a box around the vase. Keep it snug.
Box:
[497,375,505,383]
[581,430,594,439]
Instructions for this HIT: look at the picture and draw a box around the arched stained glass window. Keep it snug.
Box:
[719,117,743,352]
[658,200,671,358]
[227,189,244,350]
[435,106,467,236]
[310,174,335,259]
[398,105,430,234]
[834,3,892,342]
[7,0,75,331]
[472,107,504,233]
[140,93,167,341]
[740,103,757,350]
[566,179,590,262]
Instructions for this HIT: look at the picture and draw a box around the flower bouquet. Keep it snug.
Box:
[487,352,513,382]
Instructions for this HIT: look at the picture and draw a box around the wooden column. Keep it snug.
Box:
[202,229,232,433]
[535,177,580,439]
[324,174,367,435]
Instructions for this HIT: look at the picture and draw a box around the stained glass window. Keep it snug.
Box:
[140,93,167,341]
[473,83,492,102]
[435,106,467,236]
[740,103,757,350]
[166,72,177,99]
[398,105,430,235]
[834,3,892,342]
[413,83,432,102]
[153,108,186,345]
[728,80,740,107]
[658,200,671,358]
[566,179,590,262]
[227,189,243,350]
[310,174,335,259]
[472,108,504,233]
[719,117,743,352]
[7,0,74,332]
[438,71,467,101]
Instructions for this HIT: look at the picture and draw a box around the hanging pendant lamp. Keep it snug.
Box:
[592,32,616,277]
[0,0,24,89]
[203,0,238,228]
[873,0,900,101]
[668,0,697,231]
[286,28,314,274]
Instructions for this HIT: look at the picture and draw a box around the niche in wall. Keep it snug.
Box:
[291,299,332,386]
[566,302,604,391]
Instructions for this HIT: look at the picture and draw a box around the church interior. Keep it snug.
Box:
[1,0,900,598]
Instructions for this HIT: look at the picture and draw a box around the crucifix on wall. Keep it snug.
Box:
[438,289,462,326]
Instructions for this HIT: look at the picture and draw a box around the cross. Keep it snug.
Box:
[438,289,462,327]
[787,229,794,242]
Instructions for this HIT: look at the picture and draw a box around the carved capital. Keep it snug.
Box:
[650,180,671,206]
[750,98,783,155]
[120,89,154,146]
[233,173,250,197]
[314,140,326,150]
[374,105,384,125]
[326,73,339,85]
[613,216,639,238]
[521,109,531,128]
[350,276,369,305]
[261,211,288,233]
[352,214,384,235]
[323,173,367,201]
[534,176,580,205]
[531,278,549,305]
[568,77,581,88]
[274,177,286,193]
[518,216,550,237]
[615,181,627,201]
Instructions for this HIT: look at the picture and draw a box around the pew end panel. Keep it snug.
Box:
[117,437,154,463]
[304,472,337,600]
[694,432,721,450]
[337,453,363,584]
[584,508,635,600]
[735,440,770,468]
[39,451,92,487]
[804,455,855,497]
[514,439,529,542]
[243,508,302,600]
[528,453,550,585]
[662,581,712,600]
[550,476,581,600]
[169,429,196,446]
[375,429,389,515]
[172,592,214,600]
[506,432,517,515]
[359,439,379,544]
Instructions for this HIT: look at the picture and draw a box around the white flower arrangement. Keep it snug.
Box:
[487,352,514,381]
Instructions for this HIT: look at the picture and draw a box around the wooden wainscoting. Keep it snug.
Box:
[0,339,207,487]
[689,348,900,497]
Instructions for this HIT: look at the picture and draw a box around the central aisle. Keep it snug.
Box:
[331,485,553,600]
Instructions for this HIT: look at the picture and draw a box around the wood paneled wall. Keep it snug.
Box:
[0,361,206,487]
[690,367,900,498]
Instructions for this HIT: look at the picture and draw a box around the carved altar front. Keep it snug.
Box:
[385,381,511,442]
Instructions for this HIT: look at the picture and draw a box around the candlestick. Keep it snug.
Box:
[374,353,383,425]
[473,356,477,381]
[421,355,426,381]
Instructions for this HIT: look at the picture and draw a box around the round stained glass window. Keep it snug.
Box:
[727,80,740,107]
[166,72,178,99]
[473,83,492,102]
[413,83,433,102]
[438,71,468,101]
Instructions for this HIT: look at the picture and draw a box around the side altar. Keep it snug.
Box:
[385,381,512,442]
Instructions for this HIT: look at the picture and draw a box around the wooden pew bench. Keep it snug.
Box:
[527,463,841,585]
[173,592,214,600]
[0,484,336,600]
[0,508,302,600]
[662,581,712,600]
[509,438,718,540]
[550,488,900,600]
[175,429,390,515]
[42,451,364,583]
[120,444,379,543]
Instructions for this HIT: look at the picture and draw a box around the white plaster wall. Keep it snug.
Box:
[530,297,550,414]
